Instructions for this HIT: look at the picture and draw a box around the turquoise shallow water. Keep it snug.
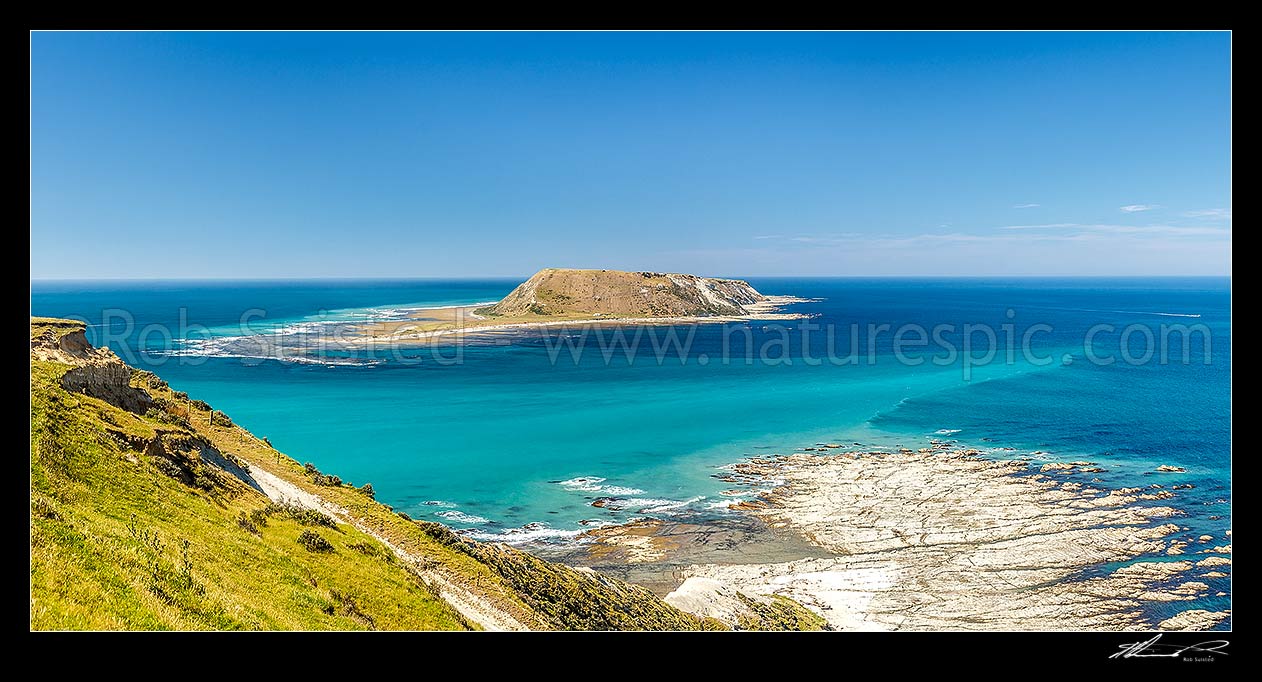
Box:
[32,277,1231,619]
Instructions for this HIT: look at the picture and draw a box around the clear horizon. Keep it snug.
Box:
[30,31,1231,279]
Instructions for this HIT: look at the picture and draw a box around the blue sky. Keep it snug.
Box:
[30,31,1231,279]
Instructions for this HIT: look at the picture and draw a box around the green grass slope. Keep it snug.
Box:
[29,319,739,631]
[31,359,472,630]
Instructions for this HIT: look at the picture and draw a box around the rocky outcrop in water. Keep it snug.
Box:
[480,268,767,318]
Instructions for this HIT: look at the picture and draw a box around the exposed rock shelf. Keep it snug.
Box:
[672,450,1232,631]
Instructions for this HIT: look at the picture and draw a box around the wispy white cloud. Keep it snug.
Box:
[1012,203,1041,209]
[751,223,1230,252]
[673,236,1231,275]
[764,233,862,245]
[686,224,1230,275]
[1003,223,1079,230]
[745,229,1219,255]
[1181,208,1231,220]
[1003,223,1229,237]
[1120,204,1159,212]
[751,231,1077,250]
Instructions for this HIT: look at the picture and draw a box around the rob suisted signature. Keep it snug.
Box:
[1111,634,1229,660]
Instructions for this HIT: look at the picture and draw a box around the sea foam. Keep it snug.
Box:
[435,510,490,524]
[464,521,583,544]
[557,475,646,495]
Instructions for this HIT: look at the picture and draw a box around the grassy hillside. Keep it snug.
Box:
[30,318,760,631]
[31,358,471,630]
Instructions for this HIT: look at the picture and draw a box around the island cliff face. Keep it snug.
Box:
[480,268,767,318]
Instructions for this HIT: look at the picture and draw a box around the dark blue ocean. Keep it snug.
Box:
[31,277,1231,618]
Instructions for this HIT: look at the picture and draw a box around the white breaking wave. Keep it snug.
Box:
[556,475,645,495]
[596,495,708,514]
[435,510,490,524]
[155,327,383,367]
[558,476,606,491]
[464,521,583,544]
[155,347,380,367]
[602,485,648,495]
[156,301,503,366]
[640,496,708,514]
